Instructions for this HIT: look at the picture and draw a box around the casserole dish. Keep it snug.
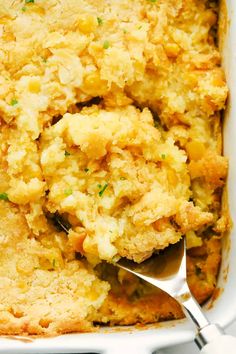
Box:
[0,0,235,353]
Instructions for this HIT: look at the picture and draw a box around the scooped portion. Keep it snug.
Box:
[40,105,212,263]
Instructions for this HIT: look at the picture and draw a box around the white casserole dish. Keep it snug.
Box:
[0,1,235,353]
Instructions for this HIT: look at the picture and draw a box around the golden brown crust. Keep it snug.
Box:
[188,151,228,187]
[93,292,183,326]
[175,202,214,233]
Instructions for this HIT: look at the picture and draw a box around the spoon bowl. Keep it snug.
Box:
[53,212,236,354]
[117,238,186,299]
[116,237,236,354]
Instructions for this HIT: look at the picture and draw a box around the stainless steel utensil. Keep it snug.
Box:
[117,237,236,354]
[53,214,236,353]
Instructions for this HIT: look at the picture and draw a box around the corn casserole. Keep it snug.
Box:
[0,0,229,334]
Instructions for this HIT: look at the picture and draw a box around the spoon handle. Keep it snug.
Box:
[181,292,236,352]
[199,333,236,354]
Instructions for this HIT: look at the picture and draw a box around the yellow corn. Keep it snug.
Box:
[78,15,97,34]
[28,79,41,94]
[167,168,178,186]
[165,43,180,58]
[83,71,108,95]
[186,141,206,161]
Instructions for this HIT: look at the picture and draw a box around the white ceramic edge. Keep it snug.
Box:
[0,1,235,353]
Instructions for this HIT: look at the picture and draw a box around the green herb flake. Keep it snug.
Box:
[42,57,47,63]
[109,230,113,233]
[123,29,128,34]
[64,151,70,156]
[10,98,18,106]
[148,0,157,3]
[0,193,9,201]
[52,259,56,268]
[97,184,102,189]
[120,177,126,180]
[103,40,110,49]
[161,154,166,160]
[25,0,34,3]
[84,168,89,172]
[97,17,103,26]
[64,188,73,196]
[21,6,27,11]
[98,183,108,197]
[138,25,142,29]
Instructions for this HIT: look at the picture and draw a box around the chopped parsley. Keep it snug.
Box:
[103,40,110,49]
[10,98,18,106]
[64,188,73,196]
[84,168,89,172]
[64,151,70,156]
[52,259,56,268]
[21,6,27,11]
[123,29,128,34]
[161,154,166,160]
[25,0,34,3]
[42,57,47,63]
[97,17,103,26]
[0,193,9,201]
[148,0,157,3]
[98,183,108,197]
[120,177,126,180]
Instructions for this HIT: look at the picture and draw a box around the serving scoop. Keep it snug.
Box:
[53,214,236,353]
[117,237,236,354]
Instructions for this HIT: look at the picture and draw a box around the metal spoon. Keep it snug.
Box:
[117,237,236,354]
[53,215,236,353]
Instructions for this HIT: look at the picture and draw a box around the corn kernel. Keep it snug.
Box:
[17,280,29,293]
[83,71,108,95]
[164,43,180,58]
[212,71,226,87]
[68,229,86,254]
[186,231,203,249]
[186,141,206,161]
[28,79,41,94]
[167,168,178,186]
[153,217,169,232]
[203,10,217,26]
[77,15,97,34]
[32,5,45,16]
[39,257,53,270]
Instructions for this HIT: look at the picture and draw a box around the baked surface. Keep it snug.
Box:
[0,0,229,334]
